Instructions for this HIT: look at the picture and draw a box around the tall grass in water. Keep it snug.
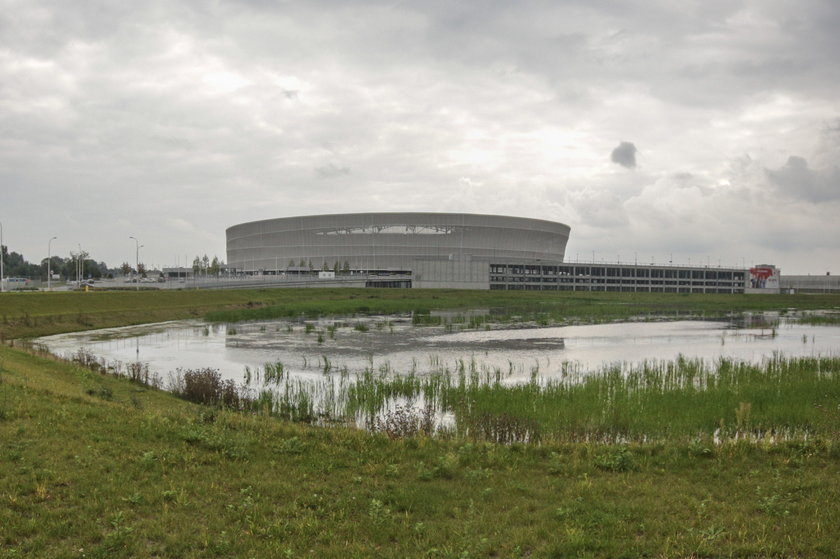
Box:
[63,347,162,388]
[442,355,840,442]
[240,354,840,443]
[263,360,285,383]
[243,361,285,385]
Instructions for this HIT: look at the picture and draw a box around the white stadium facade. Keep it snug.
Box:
[226,212,757,293]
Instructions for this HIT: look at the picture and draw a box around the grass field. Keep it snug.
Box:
[2,289,840,557]
[2,287,839,339]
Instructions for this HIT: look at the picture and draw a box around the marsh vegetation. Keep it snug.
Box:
[44,312,840,445]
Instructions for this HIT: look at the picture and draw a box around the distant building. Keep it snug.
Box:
[225,212,757,293]
[780,273,840,294]
[227,213,570,289]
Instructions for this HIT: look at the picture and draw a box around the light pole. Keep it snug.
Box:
[129,236,141,291]
[47,236,57,291]
[0,220,4,293]
[77,244,84,287]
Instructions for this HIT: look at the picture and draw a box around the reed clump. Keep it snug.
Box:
[239,354,840,444]
[371,404,435,439]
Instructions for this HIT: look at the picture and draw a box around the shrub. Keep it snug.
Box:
[174,368,241,408]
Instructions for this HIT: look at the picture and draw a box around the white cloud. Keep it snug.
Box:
[0,0,838,273]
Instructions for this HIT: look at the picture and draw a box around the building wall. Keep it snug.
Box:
[781,275,840,293]
[489,263,748,293]
[226,213,571,278]
[412,256,490,289]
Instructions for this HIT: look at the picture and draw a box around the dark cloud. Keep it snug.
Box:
[765,156,840,202]
[315,163,350,177]
[611,141,637,169]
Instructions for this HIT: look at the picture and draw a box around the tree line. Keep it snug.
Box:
[192,255,223,276]
[1,245,110,280]
[1,245,225,281]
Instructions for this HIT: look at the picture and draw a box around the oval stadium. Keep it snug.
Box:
[226,213,571,289]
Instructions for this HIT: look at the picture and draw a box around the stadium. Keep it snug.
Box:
[226,213,570,289]
[226,212,753,293]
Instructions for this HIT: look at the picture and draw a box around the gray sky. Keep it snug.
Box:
[2,0,838,273]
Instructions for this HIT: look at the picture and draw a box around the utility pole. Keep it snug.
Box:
[47,236,57,291]
[0,220,4,293]
[77,244,84,287]
[129,237,141,291]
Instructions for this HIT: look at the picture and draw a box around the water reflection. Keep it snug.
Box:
[36,315,840,385]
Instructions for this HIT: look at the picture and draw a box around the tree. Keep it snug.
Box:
[288,259,295,268]
[202,254,210,276]
[95,261,109,278]
[298,259,306,268]
[192,256,202,276]
[322,261,330,272]
[342,260,350,274]
[120,262,132,277]
[40,256,67,280]
[308,259,314,271]
[82,259,101,279]
[4,250,40,278]
[209,256,220,276]
[60,257,75,279]
[0,244,110,281]
[137,263,147,278]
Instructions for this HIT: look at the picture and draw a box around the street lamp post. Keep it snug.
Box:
[77,244,83,288]
[47,236,57,291]
[129,236,141,291]
[0,220,4,293]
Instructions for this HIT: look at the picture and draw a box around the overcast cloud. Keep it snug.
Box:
[1,0,838,273]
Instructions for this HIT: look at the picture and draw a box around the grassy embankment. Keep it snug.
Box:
[2,287,840,339]
[3,343,840,558]
[2,289,840,557]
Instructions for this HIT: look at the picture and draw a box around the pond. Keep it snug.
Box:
[35,313,840,385]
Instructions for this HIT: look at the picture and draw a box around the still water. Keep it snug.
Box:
[36,314,840,383]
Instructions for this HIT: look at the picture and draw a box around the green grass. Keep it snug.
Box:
[3,343,840,558]
[235,354,840,443]
[2,287,840,340]
[3,289,840,556]
[797,313,840,325]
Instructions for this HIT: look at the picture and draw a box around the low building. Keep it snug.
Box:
[780,274,840,293]
[490,263,748,293]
